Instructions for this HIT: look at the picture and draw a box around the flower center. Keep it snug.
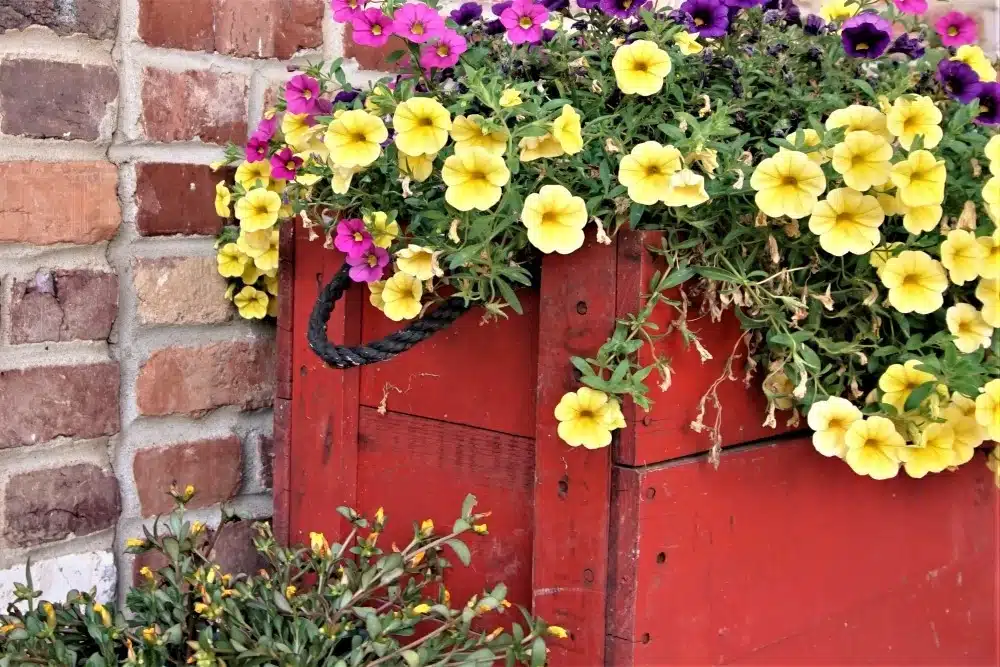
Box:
[348,0,356,6]
[694,16,704,26]
[353,232,365,242]
[367,254,379,267]
[835,212,855,225]
[418,116,434,127]
[254,204,270,216]
[351,132,368,143]
[437,44,450,56]
[578,409,596,420]
[519,15,533,28]
[901,272,921,287]
[781,175,799,187]
[623,0,633,7]
[862,438,880,449]
[902,115,919,133]
[633,59,649,72]
[372,24,383,35]
[468,170,487,182]
[541,211,559,226]
[856,42,868,51]
[286,161,297,171]
[412,21,425,34]
[827,418,846,431]
[948,26,959,36]
[303,89,313,100]
[644,164,661,177]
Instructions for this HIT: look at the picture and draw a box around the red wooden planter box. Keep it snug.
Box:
[274,223,999,666]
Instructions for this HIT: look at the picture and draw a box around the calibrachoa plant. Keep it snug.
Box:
[0,489,560,666]
[214,0,1000,482]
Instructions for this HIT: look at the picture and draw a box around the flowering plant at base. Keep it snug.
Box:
[213,0,999,483]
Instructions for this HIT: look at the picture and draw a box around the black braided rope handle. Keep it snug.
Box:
[308,263,471,369]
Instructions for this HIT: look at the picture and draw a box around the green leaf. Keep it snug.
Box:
[798,345,821,370]
[696,266,740,283]
[903,381,937,412]
[495,279,523,315]
[852,79,876,100]
[446,539,472,566]
[570,356,595,376]
[272,590,293,614]
[401,650,421,667]
[629,204,645,228]
[659,266,695,290]
[461,493,477,517]
[530,637,547,667]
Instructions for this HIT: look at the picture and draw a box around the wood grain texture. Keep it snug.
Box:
[272,220,297,543]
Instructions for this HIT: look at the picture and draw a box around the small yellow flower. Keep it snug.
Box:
[375,506,385,524]
[194,602,209,615]
[253,231,280,273]
[843,416,903,480]
[941,230,987,285]
[43,602,56,627]
[662,169,709,208]
[451,115,508,156]
[282,113,316,150]
[548,626,569,639]
[977,228,1000,279]
[499,88,523,108]
[985,135,1000,176]
[381,272,423,321]
[369,280,386,310]
[410,550,426,566]
[237,229,271,258]
[673,30,703,55]
[807,187,883,256]
[325,109,388,168]
[214,182,231,217]
[819,0,859,22]
[365,211,399,249]
[618,141,683,205]
[880,250,947,315]
[887,95,943,151]
[878,359,936,413]
[394,97,452,157]
[126,538,146,549]
[976,379,1000,441]
[899,202,943,235]
[142,626,158,643]
[396,244,444,280]
[331,166,359,194]
[234,285,269,319]
[785,129,828,165]
[870,242,901,276]
[831,130,893,192]
[139,566,154,580]
[285,585,297,599]
[92,603,112,627]
[952,45,997,82]
[412,603,431,615]
[235,188,282,232]
[685,145,720,174]
[473,523,488,534]
[825,105,890,142]
[419,519,434,535]
[899,423,956,478]
[190,521,205,535]
[750,150,827,220]
[551,105,584,155]
[441,147,510,211]
[944,393,986,466]
[946,303,994,354]
[890,150,946,208]
[399,152,435,182]
[612,40,673,96]
[976,278,1000,327]
[235,160,271,190]
[763,370,796,409]
[554,387,624,449]
[518,134,565,162]
[183,484,195,498]
[807,396,862,459]
[521,184,588,255]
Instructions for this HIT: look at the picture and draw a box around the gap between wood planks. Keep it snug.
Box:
[613,429,810,472]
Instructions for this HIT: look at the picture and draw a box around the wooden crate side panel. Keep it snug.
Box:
[533,239,616,666]
[606,465,643,667]
[273,220,297,544]
[355,408,534,611]
[358,291,539,439]
[618,439,999,665]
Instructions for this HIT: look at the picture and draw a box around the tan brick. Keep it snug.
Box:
[134,257,231,326]
[133,436,242,515]
[9,270,118,343]
[141,68,248,144]
[136,341,274,416]
[0,162,120,245]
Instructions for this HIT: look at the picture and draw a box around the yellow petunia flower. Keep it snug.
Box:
[365,211,399,249]
[237,229,271,258]
[450,115,508,156]
[554,387,623,449]
[825,105,891,142]
[499,88,523,108]
[394,97,452,157]
[254,232,279,273]
[750,150,827,219]
[807,187,883,256]
[685,145,719,174]
[282,113,316,151]
[310,532,330,556]
[985,135,1000,176]
[325,109,388,168]
[819,0,859,21]
[235,160,271,190]
[612,40,673,96]
[890,150,946,208]
[944,393,986,466]
[241,262,263,285]
[214,182,231,218]
[843,416,903,480]
[264,274,278,296]
[662,169,709,207]
[887,95,943,151]
[218,242,249,278]
[785,129,829,165]
[369,280,386,310]
[551,105,584,155]
[518,134,565,162]
[330,166,360,194]
[880,250,947,315]
[984,176,1000,222]
[548,626,570,639]
[978,229,1000,279]
[831,130,893,192]
[941,229,987,285]
[807,396,862,458]
[870,242,901,276]
[399,152,434,182]
[618,141,682,205]
[396,244,444,280]
[878,359,936,413]
[899,202,943,235]
[234,285,269,319]
[673,30,703,55]
[899,423,956,478]
[946,303,993,353]
[441,147,510,211]
[235,188,282,232]
[521,184,588,255]
[976,379,1000,441]
[952,45,997,82]
[381,272,423,321]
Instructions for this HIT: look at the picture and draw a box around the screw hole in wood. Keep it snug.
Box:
[656,552,666,564]
[575,301,588,315]
[641,633,651,644]
[645,487,656,500]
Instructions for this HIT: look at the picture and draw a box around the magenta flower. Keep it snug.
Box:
[347,246,390,282]
[500,0,548,45]
[419,29,468,69]
[352,8,394,47]
[245,135,269,163]
[935,11,978,47]
[892,0,926,14]
[334,218,374,258]
[254,115,278,142]
[392,3,446,43]
[331,0,369,23]
[286,75,322,115]
[270,147,303,180]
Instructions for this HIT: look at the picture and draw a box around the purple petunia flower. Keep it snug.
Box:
[841,13,892,59]
[680,0,729,38]
[393,3,446,43]
[542,27,558,40]
[285,74,322,115]
[492,1,512,16]
[500,0,548,44]
[888,32,925,58]
[245,135,269,163]
[666,8,695,29]
[484,18,506,33]
[334,90,359,105]
[577,0,601,8]
[334,219,374,258]
[764,0,799,24]
[347,246,390,283]
[419,29,468,69]
[543,0,569,10]
[892,0,926,15]
[936,60,982,104]
[254,115,278,142]
[331,0,369,23]
[975,82,1000,125]
[352,8,394,47]
[450,2,483,24]
[803,14,826,34]
[935,11,978,47]
[599,0,641,19]
[270,147,303,180]
[723,0,764,8]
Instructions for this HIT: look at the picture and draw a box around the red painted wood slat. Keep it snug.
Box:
[272,220,297,543]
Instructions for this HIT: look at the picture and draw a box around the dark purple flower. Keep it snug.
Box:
[270,147,303,180]
[541,27,558,40]
[334,89,359,105]
[764,0,798,23]
[762,9,782,23]
[680,0,729,38]
[841,13,892,59]
[975,82,1000,125]
[888,33,925,58]
[334,218,373,258]
[936,60,982,103]
[450,1,483,24]
[543,0,569,10]
[347,246,390,282]
[484,18,506,33]
[724,0,764,8]
[803,14,826,34]
[285,74,322,114]
[254,115,278,141]
[245,135,269,163]
[492,1,512,16]
[666,8,695,29]
[599,0,641,19]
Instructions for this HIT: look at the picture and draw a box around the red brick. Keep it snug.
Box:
[134,257,231,325]
[213,0,278,58]
[3,464,119,547]
[9,270,118,343]
[0,60,117,141]
[135,163,226,236]
[0,362,120,449]
[343,24,407,71]
[1,0,119,40]
[136,341,274,416]
[272,0,326,59]
[133,436,243,515]
[141,68,248,144]
[210,520,268,574]
[138,0,214,51]
[0,162,120,245]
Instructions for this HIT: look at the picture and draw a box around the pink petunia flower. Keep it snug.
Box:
[286,74,322,115]
[418,29,468,69]
[935,11,978,47]
[392,3,446,43]
[352,8,394,47]
[334,218,374,258]
[245,135,270,163]
[500,0,548,45]
[270,147,303,180]
[347,246,390,282]
[892,0,926,14]
[331,0,369,23]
